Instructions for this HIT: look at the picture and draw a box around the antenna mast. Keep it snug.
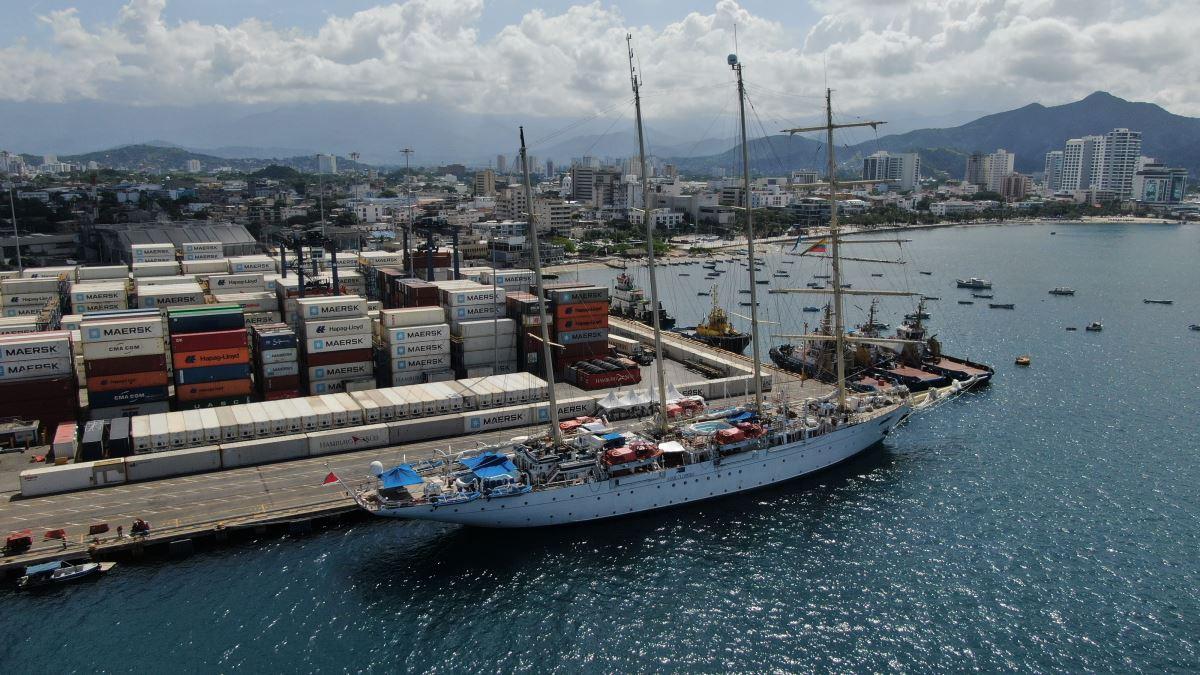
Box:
[520,127,562,443]
[628,34,669,434]
[730,52,764,412]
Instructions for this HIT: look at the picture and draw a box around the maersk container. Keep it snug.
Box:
[462,404,532,434]
[304,332,371,355]
[458,333,518,351]
[148,413,170,450]
[19,462,95,497]
[307,361,372,383]
[297,296,366,321]
[379,307,445,329]
[215,407,239,442]
[442,287,506,307]
[259,348,298,365]
[380,323,450,344]
[227,255,277,275]
[125,445,221,482]
[81,316,163,343]
[389,353,450,374]
[199,408,222,444]
[447,304,504,323]
[131,262,183,278]
[0,357,73,382]
[307,423,390,457]
[232,406,255,439]
[386,340,449,358]
[219,433,307,469]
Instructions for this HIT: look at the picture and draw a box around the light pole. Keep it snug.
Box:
[7,187,20,271]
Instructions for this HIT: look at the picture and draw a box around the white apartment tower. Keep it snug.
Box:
[862,151,920,191]
[1043,151,1064,192]
[1096,128,1142,199]
[317,154,338,175]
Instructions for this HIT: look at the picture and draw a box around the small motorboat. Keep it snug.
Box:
[679,273,690,277]
[781,261,795,265]
[1066,327,1077,331]
[738,289,751,294]
[972,293,994,299]
[1085,321,1103,332]
[958,300,974,305]
[697,291,710,296]
[923,296,940,301]
[755,280,769,285]
[871,273,884,277]
[1190,324,1200,331]
[1144,299,1173,305]
[806,282,822,289]
[919,271,933,276]
[739,302,760,307]
[905,312,931,321]
[17,560,115,590]
[1015,355,1031,366]
[813,274,831,279]
[989,303,1015,309]
[1050,231,1056,235]
[1049,287,1075,295]
[803,306,820,312]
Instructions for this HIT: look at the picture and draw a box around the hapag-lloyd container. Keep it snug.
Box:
[303,316,371,338]
[172,347,250,369]
[86,370,168,392]
[206,273,265,292]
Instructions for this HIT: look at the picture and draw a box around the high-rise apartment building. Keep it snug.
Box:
[1096,128,1142,199]
[862,151,920,191]
[317,154,338,175]
[473,169,496,197]
[1043,151,1064,192]
[496,154,507,174]
[964,149,1014,192]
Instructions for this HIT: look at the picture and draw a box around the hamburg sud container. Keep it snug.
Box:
[547,285,610,371]
[297,296,375,395]
[378,308,451,386]
[79,313,170,417]
[0,331,80,430]
[167,305,252,410]
[252,323,301,400]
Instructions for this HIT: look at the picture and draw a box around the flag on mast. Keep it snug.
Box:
[799,238,829,255]
[322,472,339,485]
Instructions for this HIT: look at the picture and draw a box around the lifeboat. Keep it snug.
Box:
[603,447,638,466]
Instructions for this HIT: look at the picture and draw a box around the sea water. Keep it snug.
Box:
[0,223,1197,672]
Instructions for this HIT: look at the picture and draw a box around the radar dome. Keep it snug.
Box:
[369,461,384,476]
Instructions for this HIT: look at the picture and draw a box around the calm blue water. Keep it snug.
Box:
[2,223,1198,673]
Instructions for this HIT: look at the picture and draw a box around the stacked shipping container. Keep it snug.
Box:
[297,296,375,395]
[252,323,301,400]
[80,313,171,419]
[168,305,253,409]
[0,331,79,431]
[378,307,451,385]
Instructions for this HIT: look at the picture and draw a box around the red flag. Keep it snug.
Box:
[322,472,339,485]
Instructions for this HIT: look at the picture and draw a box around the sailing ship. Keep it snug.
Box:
[351,46,912,528]
[610,271,676,329]
[685,287,752,354]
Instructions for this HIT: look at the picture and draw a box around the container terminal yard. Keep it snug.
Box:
[0,243,833,572]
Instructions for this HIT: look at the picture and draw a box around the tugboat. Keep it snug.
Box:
[611,272,676,329]
[687,286,751,354]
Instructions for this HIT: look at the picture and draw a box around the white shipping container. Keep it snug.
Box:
[199,408,222,444]
[220,434,308,469]
[446,304,505,323]
[2,291,58,307]
[379,307,445,328]
[442,287,506,307]
[390,353,450,374]
[125,446,221,482]
[0,333,72,364]
[228,255,278,274]
[368,389,397,421]
[307,423,390,456]
[131,262,181,278]
[292,398,318,432]
[2,306,42,318]
[135,275,198,288]
[69,282,126,304]
[206,273,264,292]
[167,412,187,448]
[21,266,74,280]
[19,462,96,497]
[183,410,205,446]
[390,371,426,386]
[181,260,230,275]
[308,397,333,429]
[1,277,61,294]
[182,242,223,259]
[350,391,380,423]
[386,339,449,358]
[81,337,164,360]
[307,361,373,383]
[82,317,163,343]
[426,370,455,383]
[458,333,518,350]
[303,316,371,339]
[212,291,277,313]
[259,348,298,365]
[232,406,255,439]
[380,323,449,344]
[452,318,517,339]
[76,300,129,313]
[304,332,371,354]
[148,413,170,450]
[319,395,348,427]
[76,265,130,281]
[456,347,518,368]
[332,392,364,425]
[296,296,366,321]
[262,361,299,378]
[215,408,239,442]
[462,405,532,433]
[136,285,204,308]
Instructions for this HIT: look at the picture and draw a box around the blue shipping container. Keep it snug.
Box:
[167,312,245,335]
[89,385,170,408]
[256,333,297,351]
[174,363,252,385]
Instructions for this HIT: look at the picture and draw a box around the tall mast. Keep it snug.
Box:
[520,127,562,443]
[730,53,764,412]
[823,89,848,410]
[627,34,669,434]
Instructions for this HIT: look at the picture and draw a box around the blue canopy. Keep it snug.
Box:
[600,433,624,442]
[379,464,424,489]
[25,561,64,575]
[728,412,756,423]
[459,452,518,479]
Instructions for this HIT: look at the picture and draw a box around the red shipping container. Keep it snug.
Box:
[554,315,609,332]
[176,378,254,402]
[172,347,251,370]
[87,371,169,392]
[553,301,608,319]
[264,389,302,401]
[577,368,641,389]
[170,329,248,352]
[0,376,77,400]
[85,354,167,377]
[304,348,374,367]
[260,374,301,392]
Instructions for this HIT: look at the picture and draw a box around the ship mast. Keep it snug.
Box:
[730,53,764,412]
[627,34,669,434]
[519,127,562,443]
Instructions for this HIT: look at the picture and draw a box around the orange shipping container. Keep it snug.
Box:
[87,370,170,392]
[553,301,609,320]
[175,378,254,402]
[554,314,609,332]
[172,347,251,370]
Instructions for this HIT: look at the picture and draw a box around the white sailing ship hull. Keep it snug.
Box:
[368,404,909,528]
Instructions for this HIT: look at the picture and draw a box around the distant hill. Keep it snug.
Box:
[55,144,368,175]
[671,92,1200,179]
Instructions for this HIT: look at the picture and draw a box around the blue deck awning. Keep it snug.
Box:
[380,465,424,489]
[459,452,518,479]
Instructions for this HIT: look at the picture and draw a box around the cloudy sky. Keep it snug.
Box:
[0,0,1193,159]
